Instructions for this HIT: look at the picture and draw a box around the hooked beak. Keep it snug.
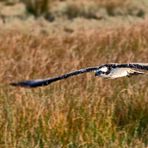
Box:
[95,71,102,76]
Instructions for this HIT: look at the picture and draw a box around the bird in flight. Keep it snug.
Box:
[10,63,148,88]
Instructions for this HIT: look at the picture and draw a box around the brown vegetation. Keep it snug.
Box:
[0,19,148,147]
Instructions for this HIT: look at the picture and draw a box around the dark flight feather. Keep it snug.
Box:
[10,67,99,88]
[10,63,148,88]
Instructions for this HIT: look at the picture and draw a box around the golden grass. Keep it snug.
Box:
[20,0,50,16]
[0,21,148,147]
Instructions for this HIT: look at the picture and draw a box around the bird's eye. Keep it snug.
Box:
[95,70,102,76]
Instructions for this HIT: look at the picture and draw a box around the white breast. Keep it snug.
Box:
[108,68,129,79]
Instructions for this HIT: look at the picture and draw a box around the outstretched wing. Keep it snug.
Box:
[10,67,99,88]
[110,63,148,71]
[10,63,148,87]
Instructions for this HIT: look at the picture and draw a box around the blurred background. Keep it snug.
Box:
[0,0,148,34]
[0,0,148,147]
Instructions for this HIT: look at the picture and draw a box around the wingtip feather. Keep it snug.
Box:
[9,81,32,88]
[10,82,20,86]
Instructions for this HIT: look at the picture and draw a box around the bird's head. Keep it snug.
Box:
[95,65,111,77]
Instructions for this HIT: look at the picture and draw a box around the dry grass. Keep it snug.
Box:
[3,0,145,18]
[50,0,146,20]
[21,0,51,17]
[0,21,148,147]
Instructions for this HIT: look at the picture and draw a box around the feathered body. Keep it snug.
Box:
[10,63,148,88]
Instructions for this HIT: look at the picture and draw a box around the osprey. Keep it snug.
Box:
[10,63,148,88]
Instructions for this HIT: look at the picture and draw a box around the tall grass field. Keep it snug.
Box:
[0,21,147,147]
[0,0,148,147]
